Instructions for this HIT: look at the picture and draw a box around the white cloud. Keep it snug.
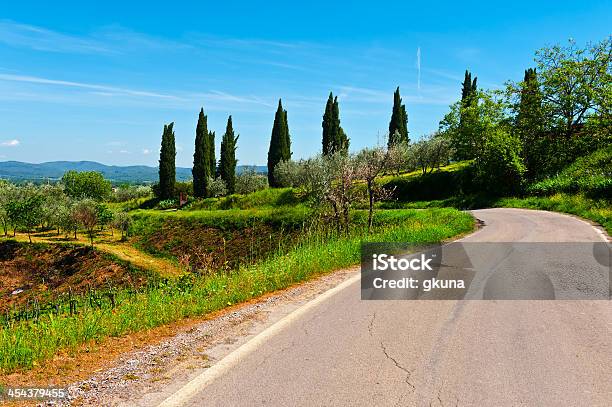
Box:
[0,73,181,100]
[1,139,19,147]
[0,20,110,54]
[142,148,151,155]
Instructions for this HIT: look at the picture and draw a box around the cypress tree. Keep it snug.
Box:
[388,86,409,147]
[322,92,349,155]
[208,130,216,177]
[267,99,292,187]
[158,122,176,200]
[333,97,349,153]
[192,108,210,198]
[219,116,239,194]
[322,93,334,155]
[456,70,479,160]
[461,70,472,101]
[516,68,544,179]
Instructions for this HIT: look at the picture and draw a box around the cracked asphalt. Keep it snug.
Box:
[170,208,612,406]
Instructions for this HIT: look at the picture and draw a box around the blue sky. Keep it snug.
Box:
[0,1,610,167]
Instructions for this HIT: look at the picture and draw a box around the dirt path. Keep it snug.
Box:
[8,231,182,277]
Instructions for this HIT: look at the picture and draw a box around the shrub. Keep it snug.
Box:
[158,199,177,210]
[472,127,525,196]
[207,177,227,197]
[111,185,152,202]
[274,160,304,188]
[236,170,268,194]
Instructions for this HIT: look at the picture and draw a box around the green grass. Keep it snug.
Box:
[183,188,304,211]
[130,206,312,232]
[493,194,612,235]
[0,208,473,373]
[382,193,612,236]
[527,145,612,198]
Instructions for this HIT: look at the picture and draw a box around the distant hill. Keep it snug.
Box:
[0,161,267,184]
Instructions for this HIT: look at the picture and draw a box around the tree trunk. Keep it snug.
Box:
[367,180,374,232]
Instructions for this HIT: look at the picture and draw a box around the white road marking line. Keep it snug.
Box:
[157,273,361,407]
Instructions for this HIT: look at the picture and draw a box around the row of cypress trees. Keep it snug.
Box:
[159,87,411,198]
[158,115,239,199]
[191,113,239,197]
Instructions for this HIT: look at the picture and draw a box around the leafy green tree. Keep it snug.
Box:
[322,93,349,155]
[536,38,612,138]
[472,126,526,196]
[388,87,409,147]
[219,116,239,194]
[0,180,16,236]
[96,203,114,232]
[6,192,44,243]
[158,122,176,200]
[267,99,292,187]
[193,108,212,198]
[440,90,508,161]
[61,171,111,201]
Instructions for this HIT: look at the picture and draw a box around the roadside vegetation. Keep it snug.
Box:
[0,208,472,372]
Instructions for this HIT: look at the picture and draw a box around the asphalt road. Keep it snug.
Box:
[161,208,611,407]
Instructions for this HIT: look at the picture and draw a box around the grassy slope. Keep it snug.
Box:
[493,194,612,235]
[0,208,474,373]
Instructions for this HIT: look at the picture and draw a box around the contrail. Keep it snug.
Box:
[416,47,421,91]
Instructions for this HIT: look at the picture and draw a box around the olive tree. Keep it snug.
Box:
[72,198,99,246]
[355,147,393,231]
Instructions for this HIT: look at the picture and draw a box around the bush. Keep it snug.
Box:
[472,127,525,196]
[384,170,464,202]
[157,199,177,210]
[207,177,227,197]
[274,160,304,188]
[236,170,268,194]
[111,185,152,202]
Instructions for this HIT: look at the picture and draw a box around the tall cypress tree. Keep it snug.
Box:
[322,92,349,155]
[456,70,479,160]
[333,97,349,153]
[158,122,176,200]
[322,93,334,155]
[267,99,292,187]
[208,130,216,178]
[516,68,544,179]
[219,116,239,194]
[192,108,210,198]
[461,70,473,101]
[388,87,409,147]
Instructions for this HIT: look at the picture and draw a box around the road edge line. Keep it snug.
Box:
[157,273,361,407]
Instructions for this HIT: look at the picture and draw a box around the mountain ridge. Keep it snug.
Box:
[0,160,266,184]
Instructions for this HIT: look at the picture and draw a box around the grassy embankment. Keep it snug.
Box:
[0,207,474,373]
[380,146,612,234]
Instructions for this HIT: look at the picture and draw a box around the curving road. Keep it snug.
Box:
[160,208,611,407]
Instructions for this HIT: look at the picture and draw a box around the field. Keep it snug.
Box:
[0,204,474,373]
